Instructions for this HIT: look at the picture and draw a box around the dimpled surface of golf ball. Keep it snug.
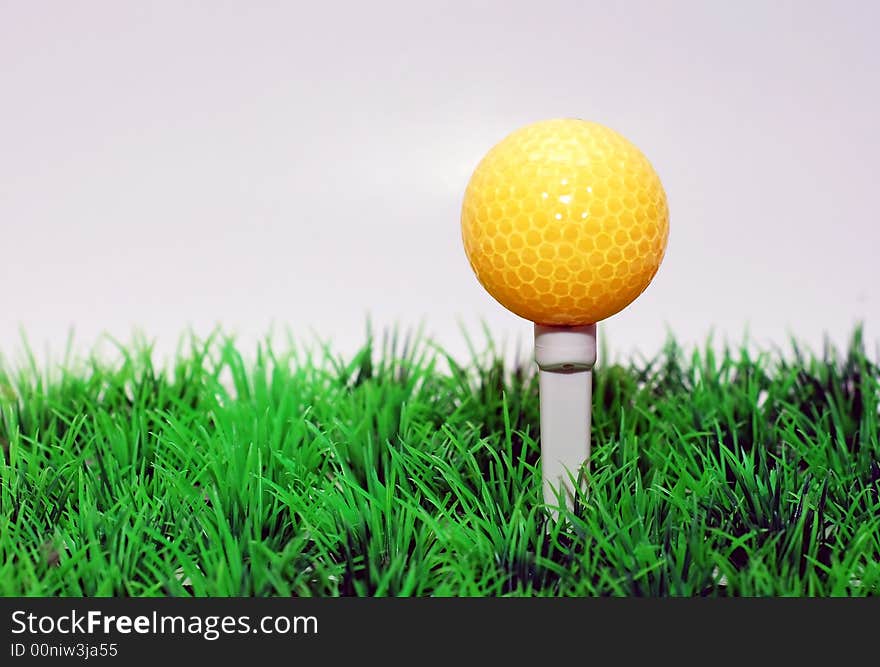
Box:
[461,119,669,325]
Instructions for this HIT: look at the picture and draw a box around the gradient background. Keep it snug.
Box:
[2,0,877,363]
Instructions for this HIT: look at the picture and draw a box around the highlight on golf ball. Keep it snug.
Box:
[461,118,669,325]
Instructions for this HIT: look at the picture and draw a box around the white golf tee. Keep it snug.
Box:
[534,323,597,511]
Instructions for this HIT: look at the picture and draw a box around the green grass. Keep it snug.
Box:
[1,326,878,597]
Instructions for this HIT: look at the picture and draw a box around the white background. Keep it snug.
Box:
[2,0,878,365]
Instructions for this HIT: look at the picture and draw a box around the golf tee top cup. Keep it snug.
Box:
[461,118,669,325]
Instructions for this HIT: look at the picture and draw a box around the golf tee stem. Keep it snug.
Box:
[534,323,597,511]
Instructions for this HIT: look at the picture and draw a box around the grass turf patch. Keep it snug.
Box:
[1,328,878,596]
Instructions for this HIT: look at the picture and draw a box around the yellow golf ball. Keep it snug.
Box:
[461,119,669,325]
